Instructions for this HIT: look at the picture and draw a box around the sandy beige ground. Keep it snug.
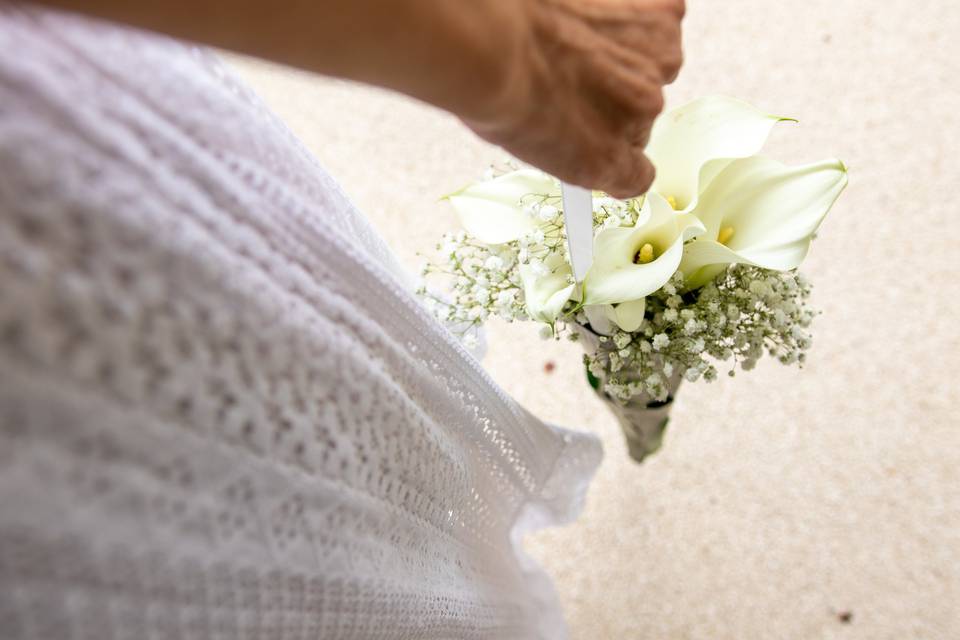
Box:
[226,1,960,637]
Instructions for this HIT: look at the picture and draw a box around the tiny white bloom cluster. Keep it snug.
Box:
[516,196,567,268]
[594,195,641,229]
[421,225,817,403]
[417,230,528,331]
[579,266,816,402]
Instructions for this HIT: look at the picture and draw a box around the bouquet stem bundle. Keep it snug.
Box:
[576,325,682,463]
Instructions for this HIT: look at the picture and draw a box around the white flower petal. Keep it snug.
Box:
[682,264,730,291]
[610,298,647,332]
[584,194,703,305]
[678,243,744,289]
[583,304,615,336]
[681,239,745,268]
[447,170,559,244]
[520,252,574,323]
[585,237,683,305]
[683,156,848,274]
[646,96,791,209]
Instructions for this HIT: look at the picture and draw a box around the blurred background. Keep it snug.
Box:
[226,0,959,637]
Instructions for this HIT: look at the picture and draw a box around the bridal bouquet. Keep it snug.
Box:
[419,96,848,462]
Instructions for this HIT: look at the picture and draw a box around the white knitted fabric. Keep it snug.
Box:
[0,6,601,639]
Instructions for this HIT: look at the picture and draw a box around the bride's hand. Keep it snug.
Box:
[463,0,685,199]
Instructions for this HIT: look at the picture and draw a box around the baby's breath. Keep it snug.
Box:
[418,231,528,333]
[420,167,819,405]
[582,266,817,402]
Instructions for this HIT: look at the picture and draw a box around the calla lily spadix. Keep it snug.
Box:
[583,192,705,306]
[679,156,848,288]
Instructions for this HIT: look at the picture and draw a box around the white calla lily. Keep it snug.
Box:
[584,193,705,306]
[446,169,559,244]
[679,156,848,288]
[646,95,793,211]
[519,252,575,323]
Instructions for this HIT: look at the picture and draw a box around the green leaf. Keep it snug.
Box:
[585,365,601,391]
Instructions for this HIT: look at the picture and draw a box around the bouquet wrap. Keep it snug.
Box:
[576,325,682,463]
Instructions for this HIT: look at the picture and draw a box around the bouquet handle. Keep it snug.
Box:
[591,386,677,463]
[577,325,683,463]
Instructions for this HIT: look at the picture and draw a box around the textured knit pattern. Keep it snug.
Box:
[0,6,601,639]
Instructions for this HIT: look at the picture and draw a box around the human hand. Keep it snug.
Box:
[462,0,685,199]
[32,0,682,200]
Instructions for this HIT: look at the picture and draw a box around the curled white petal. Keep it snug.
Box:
[609,298,647,332]
[583,304,615,336]
[646,95,791,210]
[583,298,646,334]
[680,156,848,287]
[520,252,575,323]
[584,194,705,305]
[446,170,559,244]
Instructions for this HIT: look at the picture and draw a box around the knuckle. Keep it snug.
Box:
[567,150,608,190]
[642,88,665,116]
[631,164,657,197]
[661,48,684,81]
[585,146,627,194]
[621,80,664,118]
[632,124,654,149]
[606,149,654,199]
[644,0,686,20]
[623,114,654,147]
[597,143,627,179]
[665,0,686,19]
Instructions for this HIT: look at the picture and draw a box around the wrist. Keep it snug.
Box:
[404,1,536,127]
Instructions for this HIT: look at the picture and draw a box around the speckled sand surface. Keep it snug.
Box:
[225,1,960,636]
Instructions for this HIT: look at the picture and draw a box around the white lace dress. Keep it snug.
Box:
[0,6,601,639]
